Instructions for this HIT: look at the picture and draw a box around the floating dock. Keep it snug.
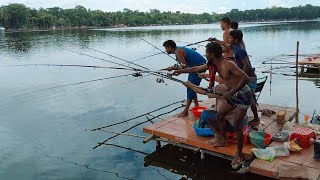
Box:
[299,55,320,74]
[143,98,319,179]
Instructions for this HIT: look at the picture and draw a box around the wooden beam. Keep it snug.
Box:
[295,41,300,123]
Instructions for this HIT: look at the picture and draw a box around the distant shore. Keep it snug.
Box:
[1,19,319,33]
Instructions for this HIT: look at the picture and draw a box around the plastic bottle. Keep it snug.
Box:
[258,124,263,132]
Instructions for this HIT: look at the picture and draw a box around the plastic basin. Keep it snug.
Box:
[191,106,207,117]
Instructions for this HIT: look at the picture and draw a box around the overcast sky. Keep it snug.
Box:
[0,0,319,14]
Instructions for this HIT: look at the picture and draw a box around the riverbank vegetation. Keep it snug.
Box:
[0,3,319,30]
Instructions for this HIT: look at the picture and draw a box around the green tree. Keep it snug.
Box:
[1,4,29,29]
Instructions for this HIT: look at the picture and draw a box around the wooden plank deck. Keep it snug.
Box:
[299,56,320,66]
[143,98,296,158]
[250,125,320,180]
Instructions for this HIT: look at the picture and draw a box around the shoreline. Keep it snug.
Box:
[1,19,319,33]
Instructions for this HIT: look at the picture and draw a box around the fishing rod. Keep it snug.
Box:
[123,27,208,66]
[185,39,208,47]
[65,49,148,70]
[92,100,184,131]
[93,104,185,149]
[262,57,292,64]
[128,39,208,63]
[93,90,224,150]
[65,49,184,84]
[130,52,163,63]
[32,73,135,93]
[122,28,210,82]
[3,63,173,76]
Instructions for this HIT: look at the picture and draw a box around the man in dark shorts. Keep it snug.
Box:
[211,30,259,125]
[173,42,252,169]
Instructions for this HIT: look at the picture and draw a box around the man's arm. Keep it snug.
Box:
[222,61,249,99]
[223,31,229,43]
[173,64,208,75]
[209,38,231,53]
[241,57,250,76]
[239,50,250,75]
[183,81,207,95]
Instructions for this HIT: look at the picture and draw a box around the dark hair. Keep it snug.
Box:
[206,42,222,58]
[220,17,231,25]
[231,21,238,30]
[163,40,176,49]
[229,30,243,42]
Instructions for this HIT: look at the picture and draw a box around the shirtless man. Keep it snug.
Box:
[208,17,233,58]
[212,30,259,125]
[173,42,252,168]
[199,17,233,84]
[163,40,206,117]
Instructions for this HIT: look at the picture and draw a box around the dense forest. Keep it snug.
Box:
[0,3,319,30]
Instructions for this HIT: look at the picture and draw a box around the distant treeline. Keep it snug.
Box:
[0,3,319,30]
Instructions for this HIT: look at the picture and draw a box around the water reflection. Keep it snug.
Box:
[2,32,33,53]
[144,144,272,180]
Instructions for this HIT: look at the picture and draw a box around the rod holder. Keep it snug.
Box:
[143,135,155,144]
[200,149,205,159]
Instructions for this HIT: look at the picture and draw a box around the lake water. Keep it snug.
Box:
[0,21,319,180]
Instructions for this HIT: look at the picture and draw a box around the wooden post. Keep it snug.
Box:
[295,41,299,123]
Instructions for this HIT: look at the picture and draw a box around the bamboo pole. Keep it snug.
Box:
[295,41,300,123]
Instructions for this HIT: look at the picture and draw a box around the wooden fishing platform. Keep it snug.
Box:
[143,98,296,157]
[142,98,316,178]
[250,124,320,180]
[299,55,320,74]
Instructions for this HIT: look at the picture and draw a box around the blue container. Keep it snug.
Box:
[193,121,214,137]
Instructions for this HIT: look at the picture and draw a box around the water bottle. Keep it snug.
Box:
[258,124,263,132]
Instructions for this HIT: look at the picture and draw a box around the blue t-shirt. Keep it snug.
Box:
[176,46,207,67]
[230,44,255,77]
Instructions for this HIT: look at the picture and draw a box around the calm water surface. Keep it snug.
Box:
[0,21,319,180]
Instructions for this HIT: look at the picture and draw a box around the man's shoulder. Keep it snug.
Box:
[175,47,185,53]
[222,58,237,67]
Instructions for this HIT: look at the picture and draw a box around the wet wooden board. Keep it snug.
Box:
[250,125,320,179]
[299,56,320,66]
[143,98,296,158]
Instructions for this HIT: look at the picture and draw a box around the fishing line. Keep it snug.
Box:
[46,155,133,180]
